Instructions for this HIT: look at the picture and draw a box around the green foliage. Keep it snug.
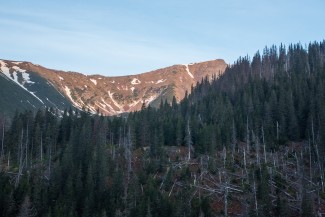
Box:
[0,41,325,216]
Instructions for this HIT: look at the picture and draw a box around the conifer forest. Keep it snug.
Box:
[1,41,325,216]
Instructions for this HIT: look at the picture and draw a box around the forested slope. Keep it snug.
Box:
[0,41,325,216]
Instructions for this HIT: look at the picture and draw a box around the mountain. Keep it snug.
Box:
[0,59,227,116]
[0,60,72,116]
[1,41,325,216]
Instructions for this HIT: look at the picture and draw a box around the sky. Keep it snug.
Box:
[0,0,325,76]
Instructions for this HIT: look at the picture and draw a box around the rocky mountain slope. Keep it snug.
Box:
[0,60,72,116]
[0,59,227,115]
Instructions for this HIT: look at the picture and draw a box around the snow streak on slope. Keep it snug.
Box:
[156,79,166,84]
[131,78,141,85]
[12,66,26,73]
[184,64,194,78]
[108,91,124,113]
[0,60,11,78]
[64,86,82,108]
[129,99,141,108]
[0,60,44,104]
[145,94,159,106]
[90,79,97,85]
[21,72,35,84]
[101,98,114,111]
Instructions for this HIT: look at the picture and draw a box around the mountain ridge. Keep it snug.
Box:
[0,59,227,115]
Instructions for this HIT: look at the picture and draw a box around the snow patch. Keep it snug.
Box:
[12,66,26,73]
[0,60,43,104]
[131,78,141,85]
[130,87,135,92]
[90,79,97,85]
[129,100,141,107]
[84,85,87,88]
[87,105,97,113]
[0,60,10,78]
[101,98,114,111]
[95,103,110,114]
[111,80,115,83]
[12,61,23,65]
[183,64,194,79]
[108,91,124,113]
[64,86,81,108]
[145,94,158,106]
[21,72,34,84]
[59,76,64,81]
[156,79,166,84]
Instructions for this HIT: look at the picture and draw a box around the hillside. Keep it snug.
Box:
[0,60,72,116]
[0,41,325,216]
[0,59,227,116]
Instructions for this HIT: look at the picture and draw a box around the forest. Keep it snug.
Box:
[0,41,325,216]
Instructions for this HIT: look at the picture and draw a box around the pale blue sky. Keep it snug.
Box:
[1,0,324,76]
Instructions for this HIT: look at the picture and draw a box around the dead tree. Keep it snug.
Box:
[1,119,5,159]
[185,119,193,161]
[253,173,258,216]
[243,148,248,175]
[246,117,250,154]
[25,121,29,170]
[231,119,237,162]
[261,126,267,164]
[312,119,324,192]
[123,126,133,215]
[252,130,261,171]
[223,146,227,169]
[40,132,43,162]
[18,196,36,217]
[16,129,24,187]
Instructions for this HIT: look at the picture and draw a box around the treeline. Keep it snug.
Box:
[129,41,325,157]
[0,108,210,216]
[0,41,324,216]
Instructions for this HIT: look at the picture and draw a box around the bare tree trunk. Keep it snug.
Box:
[223,146,227,169]
[308,139,312,181]
[30,139,34,169]
[48,142,52,178]
[262,126,267,164]
[126,127,132,174]
[232,119,237,162]
[25,122,29,169]
[1,121,4,158]
[7,151,10,169]
[186,119,192,161]
[40,132,43,162]
[243,148,247,174]
[224,184,228,217]
[16,129,24,187]
[312,119,324,191]
[253,174,258,216]
[246,117,250,154]
[123,126,133,215]
[276,121,279,141]
[253,130,261,171]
